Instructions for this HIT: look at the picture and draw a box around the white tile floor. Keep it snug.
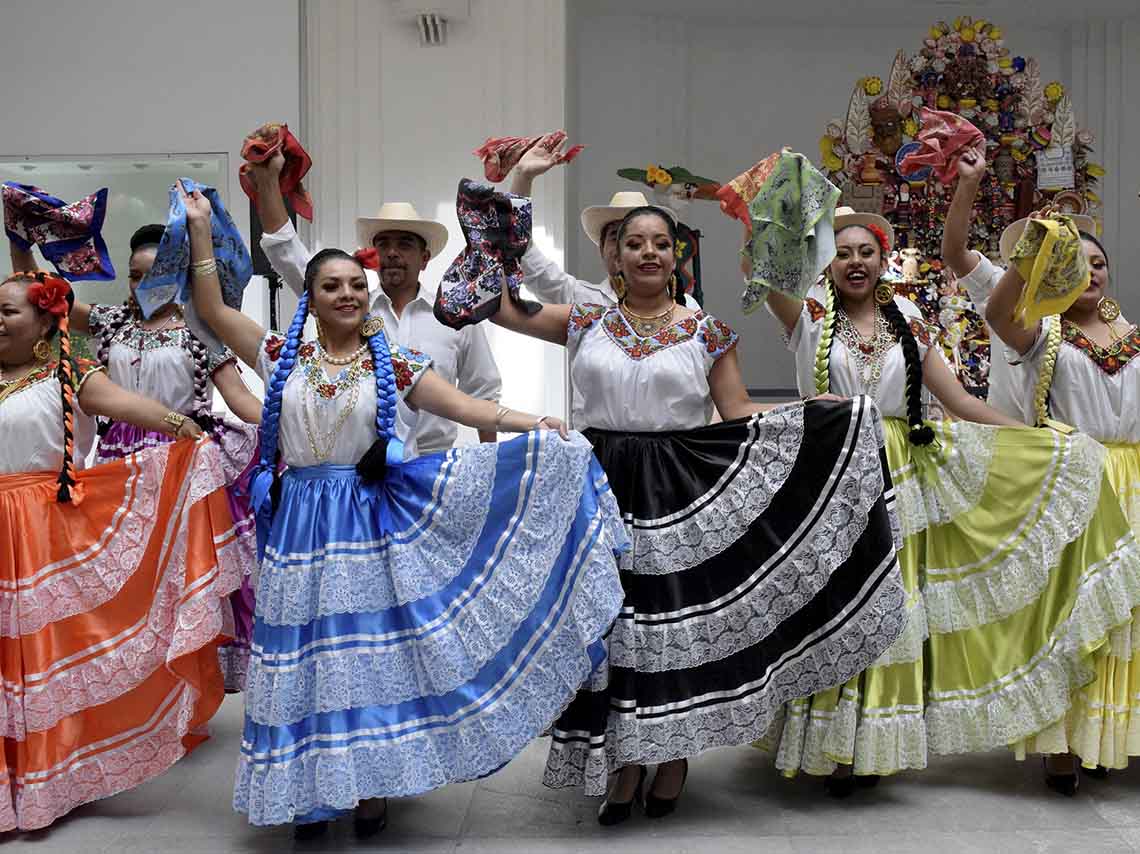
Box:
[8,695,1140,853]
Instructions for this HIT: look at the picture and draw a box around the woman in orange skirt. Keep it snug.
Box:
[0,269,257,830]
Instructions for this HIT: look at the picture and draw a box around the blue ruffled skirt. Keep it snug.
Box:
[233,432,628,826]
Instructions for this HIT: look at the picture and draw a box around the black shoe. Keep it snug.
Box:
[354,799,388,839]
[645,759,688,819]
[855,774,881,789]
[1043,757,1078,797]
[824,770,856,799]
[598,766,646,827]
[1083,765,1110,780]
[293,820,329,841]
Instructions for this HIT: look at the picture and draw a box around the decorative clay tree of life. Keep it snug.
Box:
[815,16,1104,395]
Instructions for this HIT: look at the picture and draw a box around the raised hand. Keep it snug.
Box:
[177,180,213,225]
[956,144,986,185]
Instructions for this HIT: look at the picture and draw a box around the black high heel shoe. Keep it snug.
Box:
[645,759,688,819]
[824,766,857,799]
[598,766,646,826]
[293,820,329,841]
[1083,764,1110,780]
[354,798,388,839]
[1043,757,1078,797]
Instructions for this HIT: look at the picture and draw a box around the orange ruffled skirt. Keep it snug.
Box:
[0,436,255,830]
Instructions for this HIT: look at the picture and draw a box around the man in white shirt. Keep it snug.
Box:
[247,155,502,455]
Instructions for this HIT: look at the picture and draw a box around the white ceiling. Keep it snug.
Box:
[573,0,1140,26]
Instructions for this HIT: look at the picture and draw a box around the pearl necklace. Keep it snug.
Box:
[319,340,369,365]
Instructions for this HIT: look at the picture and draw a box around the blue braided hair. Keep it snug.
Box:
[356,317,401,481]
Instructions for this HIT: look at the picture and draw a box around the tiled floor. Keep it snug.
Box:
[8,695,1140,853]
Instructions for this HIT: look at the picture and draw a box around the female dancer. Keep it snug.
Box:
[986,225,1140,791]
[477,201,905,823]
[183,183,628,840]
[10,224,262,690]
[761,209,1140,796]
[0,269,257,830]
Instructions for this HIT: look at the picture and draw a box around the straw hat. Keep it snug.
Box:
[833,206,896,253]
[999,214,1096,263]
[580,191,677,246]
[356,202,449,258]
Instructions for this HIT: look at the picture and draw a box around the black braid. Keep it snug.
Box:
[95,303,135,367]
[185,332,219,434]
[878,298,934,445]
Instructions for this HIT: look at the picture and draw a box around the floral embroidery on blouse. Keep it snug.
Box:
[1061,319,1140,375]
[392,346,430,391]
[0,358,102,401]
[806,298,827,323]
[907,318,938,350]
[264,335,285,362]
[567,303,607,339]
[90,304,234,371]
[699,317,739,359]
[596,306,736,362]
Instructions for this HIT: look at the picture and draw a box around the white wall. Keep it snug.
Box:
[302,0,570,433]
[0,0,301,388]
[569,1,1139,392]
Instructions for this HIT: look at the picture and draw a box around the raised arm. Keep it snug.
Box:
[765,290,805,338]
[407,368,566,438]
[182,182,267,368]
[921,348,1022,426]
[941,144,987,278]
[490,280,572,346]
[247,152,309,295]
[983,264,1038,357]
[8,238,93,333]
[79,371,202,439]
[212,361,263,423]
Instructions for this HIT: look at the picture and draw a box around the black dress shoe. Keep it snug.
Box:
[1083,764,1110,780]
[645,759,688,819]
[823,773,857,799]
[293,820,329,841]
[354,798,388,838]
[855,774,881,789]
[598,766,646,826]
[1043,757,1078,796]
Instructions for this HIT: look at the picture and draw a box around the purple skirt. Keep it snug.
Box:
[97,420,258,692]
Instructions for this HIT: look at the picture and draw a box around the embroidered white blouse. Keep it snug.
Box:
[565,304,738,432]
[782,285,942,420]
[0,361,100,474]
[254,334,432,468]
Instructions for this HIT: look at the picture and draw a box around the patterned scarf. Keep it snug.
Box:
[434,179,537,330]
[718,151,841,314]
[1010,214,1090,328]
[899,108,984,184]
[473,130,584,182]
[239,123,314,221]
[2,182,114,281]
[136,178,252,355]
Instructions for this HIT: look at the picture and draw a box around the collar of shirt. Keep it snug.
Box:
[369,280,434,318]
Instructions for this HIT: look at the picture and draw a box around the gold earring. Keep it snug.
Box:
[874,280,895,306]
[314,316,325,344]
[668,273,678,300]
[1098,296,1121,324]
[361,316,384,337]
[611,272,627,300]
[32,338,52,362]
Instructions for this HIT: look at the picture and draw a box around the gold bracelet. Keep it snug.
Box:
[163,411,188,435]
[495,405,512,428]
[190,259,218,277]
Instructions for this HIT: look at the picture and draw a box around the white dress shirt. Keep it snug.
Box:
[260,221,502,456]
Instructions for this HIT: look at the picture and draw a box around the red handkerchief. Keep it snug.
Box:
[239,122,314,221]
[473,130,584,182]
[899,108,984,184]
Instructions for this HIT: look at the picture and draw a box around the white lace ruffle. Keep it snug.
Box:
[927,536,1140,755]
[871,593,927,667]
[609,422,887,671]
[620,406,804,576]
[234,566,625,825]
[256,445,501,627]
[921,431,1107,633]
[889,420,997,539]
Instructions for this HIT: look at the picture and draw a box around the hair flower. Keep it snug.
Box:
[26,274,72,318]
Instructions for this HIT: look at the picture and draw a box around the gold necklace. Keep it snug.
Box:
[319,340,368,366]
[0,363,49,407]
[835,307,895,399]
[620,300,675,337]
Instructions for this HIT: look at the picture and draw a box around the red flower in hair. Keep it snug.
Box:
[864,224,890,256]
[354,247,380,270]
[25,273,72,318]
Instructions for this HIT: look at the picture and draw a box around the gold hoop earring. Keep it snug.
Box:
[1098,296,1121,324]
[360,316,384,337]
[611,272,627,300]
[874,280,895,307]
[32,339,52,362]
[314,316,325,344]
[668,273,678,300]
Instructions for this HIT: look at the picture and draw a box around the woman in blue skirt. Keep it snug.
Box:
[182,184,628,839]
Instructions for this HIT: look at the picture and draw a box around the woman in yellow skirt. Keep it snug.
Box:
[986,222,1140,790]
[759,208,1140,797]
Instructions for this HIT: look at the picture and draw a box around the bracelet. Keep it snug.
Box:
[163,411,188,435]
[495,405,512,428]
[535,415,550,429]
[190,259,218,277]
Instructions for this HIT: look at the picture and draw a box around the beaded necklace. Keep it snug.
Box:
[834,306,896,399]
